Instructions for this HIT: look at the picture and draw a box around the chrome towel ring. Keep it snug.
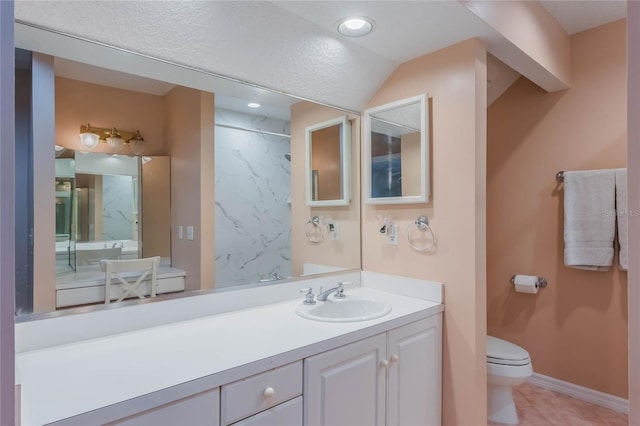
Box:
[305,216,324,244]
[407,215,436,253]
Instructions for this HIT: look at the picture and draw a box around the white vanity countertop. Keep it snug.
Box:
[55,266,186,289]
[16,287,442,425]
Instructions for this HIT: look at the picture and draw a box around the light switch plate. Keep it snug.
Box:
[387,223,398,245]
[329,221,340,240]
[177,225,183,240]
[187,226,194,241]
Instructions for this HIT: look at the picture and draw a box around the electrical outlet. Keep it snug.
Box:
[387,223,398,245]
[187,226,194,241]
[177,225,183,240]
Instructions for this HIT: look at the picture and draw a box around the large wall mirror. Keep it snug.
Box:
[15,23,361,318]
[363,94,429,204]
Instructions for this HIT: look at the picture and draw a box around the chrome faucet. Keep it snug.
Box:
[317,282,346,301]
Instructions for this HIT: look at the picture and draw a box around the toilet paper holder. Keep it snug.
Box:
[510,275,548,288]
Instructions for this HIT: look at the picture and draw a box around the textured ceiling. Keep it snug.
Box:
[14,1,628,115]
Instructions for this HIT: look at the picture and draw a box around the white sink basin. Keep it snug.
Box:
[296,296,392,322]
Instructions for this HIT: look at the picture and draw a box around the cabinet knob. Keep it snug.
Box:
[380,359,389,368]
[263,387,275,398]
[390,354,399,364]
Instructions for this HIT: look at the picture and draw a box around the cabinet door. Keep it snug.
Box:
[304,334,387,426]
[386,316,442,426]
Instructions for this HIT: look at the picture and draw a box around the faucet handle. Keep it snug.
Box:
[335,282,346,299]
[300,287,316,305]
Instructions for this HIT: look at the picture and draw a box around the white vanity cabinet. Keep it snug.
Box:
[17,280,444,426]
[304,315,442,426]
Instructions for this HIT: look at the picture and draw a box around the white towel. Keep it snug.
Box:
[615,168,628,271]
[563,169,616,271]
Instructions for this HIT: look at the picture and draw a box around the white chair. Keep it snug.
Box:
[101,256,160,304]
[76,247,121,267]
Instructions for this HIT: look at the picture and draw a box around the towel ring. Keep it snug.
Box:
[305,216,324,244]
[407,215,436,253]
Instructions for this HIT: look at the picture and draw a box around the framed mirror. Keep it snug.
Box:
[364,94,429,204]
[305,116,351,206]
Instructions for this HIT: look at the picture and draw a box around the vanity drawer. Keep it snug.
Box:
[221,361,302,425]
[230,396,302,426]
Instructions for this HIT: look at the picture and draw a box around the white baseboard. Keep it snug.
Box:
[528,372,629,414]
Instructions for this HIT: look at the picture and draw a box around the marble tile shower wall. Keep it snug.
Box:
[214,109,292,288]
[102,174,135,241]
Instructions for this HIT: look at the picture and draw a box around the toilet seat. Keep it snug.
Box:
[487,336,531,366]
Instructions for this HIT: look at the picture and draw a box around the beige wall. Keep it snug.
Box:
[165,86,215,291]
[487,20,627,397]
[199,93,215,290]
[362,39,488,425]
[291,101,360,276]
[400,131,420,196]
[310,125,342,201]
[141,156,171,258]
[55,77,165,155]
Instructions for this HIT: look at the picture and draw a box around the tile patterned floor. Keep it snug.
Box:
[488,383,628,426]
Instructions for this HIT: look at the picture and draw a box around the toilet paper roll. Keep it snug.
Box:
[513,274,539,294]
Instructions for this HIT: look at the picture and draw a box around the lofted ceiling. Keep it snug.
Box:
[15,1,627,116]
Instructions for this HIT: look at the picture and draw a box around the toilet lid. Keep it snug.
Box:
[487,336,531,366]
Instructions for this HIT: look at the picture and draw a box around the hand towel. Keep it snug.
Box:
[615,168,628,271]
[563,169,616,271]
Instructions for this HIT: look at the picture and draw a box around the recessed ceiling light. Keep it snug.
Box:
[337,16,374,37]
[247,102,261,108]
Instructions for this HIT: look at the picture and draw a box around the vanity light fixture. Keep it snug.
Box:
[336,16,374,37]
[129,130,145,155]
[78,124,146,154]
[247,102,261,108]
[106,127,124,150]
[79,123,100,150]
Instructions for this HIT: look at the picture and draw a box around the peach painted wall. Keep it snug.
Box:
[400,132,420,196]
[199,92,215,290]
[141,156,171,258]
[164,86,215,291]
[310,125,341,201]
[290,101,360,276]
[55,77,165,155]
[487,20,627,397]
[362,39,488,425]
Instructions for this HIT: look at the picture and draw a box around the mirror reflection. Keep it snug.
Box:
[305,116,351,206]
[364,94,429,204]
[15,24,361,318]
[214,110,292,288]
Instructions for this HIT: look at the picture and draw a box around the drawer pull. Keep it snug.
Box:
[390,354,399,364]
[380,359,389,368]
[263,386,275,398]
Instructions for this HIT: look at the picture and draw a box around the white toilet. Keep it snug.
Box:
[487,336,533,425]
